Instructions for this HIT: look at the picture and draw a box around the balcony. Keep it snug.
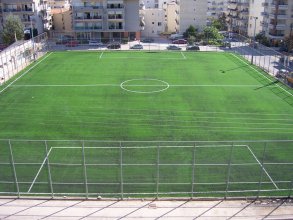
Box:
[269,13,287,19]
[3,8,33,13]
[72,6,103,11]
[269,24,286,30]
[74,15,102,20]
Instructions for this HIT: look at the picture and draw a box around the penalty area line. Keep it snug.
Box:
[27,147,53,193]
[246,145,279,190]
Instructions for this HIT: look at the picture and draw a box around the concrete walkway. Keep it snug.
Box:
[0,198,292,219]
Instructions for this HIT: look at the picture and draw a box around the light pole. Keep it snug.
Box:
[251,16,258,64]
[30,15,35,60]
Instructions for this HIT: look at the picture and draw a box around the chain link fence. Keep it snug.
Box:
[0,139,292,199]
[0,33,48,85]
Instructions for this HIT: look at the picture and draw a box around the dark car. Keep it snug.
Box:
[130,44,143,49]
[172,39,187,44]
[107,43,121,49]
[186,45,200,51]
[141,38,154,43]
[56,35,74,44]
[167,45,182,50]
[65,40,79,47]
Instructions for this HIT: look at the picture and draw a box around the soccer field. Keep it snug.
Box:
[0,51,292,198]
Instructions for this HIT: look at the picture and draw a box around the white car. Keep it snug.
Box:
[88,40,104,47]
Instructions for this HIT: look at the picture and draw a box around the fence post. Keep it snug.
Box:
[191,144,196,199]
[8,140,20,198]
[257,142,267,199]
[225,143,234,199]
[289,180,293,198]
[82,141,88,199]
[268,55,272,73]
[156,145,160,199]
[44,140,54,198]
[119,141,124,200]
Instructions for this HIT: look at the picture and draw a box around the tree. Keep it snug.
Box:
[203,26,224,45]
[183,25,197,38]
[183,25,200,44]
[1,14,24,45]
[211,13,228,31]
[255,33,270,47]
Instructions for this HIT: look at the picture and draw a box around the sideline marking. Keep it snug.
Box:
[0,52,53,95]
[246,145,279,189]
[27,147,53,193]
[181,52,186,59]
[99,51,104,59]
[11,84,262,88]
[230,53,293,98]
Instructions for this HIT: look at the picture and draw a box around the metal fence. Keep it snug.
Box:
[0,139,292,199]
[230,33,293,88]
[0,33,48,85]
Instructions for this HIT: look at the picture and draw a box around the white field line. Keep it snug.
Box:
[181,52,186,59]
[0,52,52,95]
[231,53,293,98]
[11,84,262,88]
[27,147,53,193]
[101,57,185,60]
[51,145,248,149]
[246,145,279,189]
[99,51,104,59]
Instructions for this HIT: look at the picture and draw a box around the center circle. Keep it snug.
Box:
[120,79,170,94]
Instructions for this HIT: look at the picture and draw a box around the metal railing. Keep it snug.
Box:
[0,139,292,199]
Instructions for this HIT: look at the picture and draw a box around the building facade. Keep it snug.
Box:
[261,0,293,44]
[247,0,265,37]
[0,0,52,34]
[178,0,208,33]
[207,0,228,25]
[71,0,140,41]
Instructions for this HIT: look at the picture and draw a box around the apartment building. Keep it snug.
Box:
[261,0,293,44]
[247,0,265,37]
[227,0,250,35]
[178,0,208,33]
[0,0,52,33]
[48,0,70,9]
[71,0,140,41]
[207,0,228,25]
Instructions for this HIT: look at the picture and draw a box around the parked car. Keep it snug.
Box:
[172,39,187,44]
[88,40,104,47]
[56,35,74,44]
[169,33,184,40]
[130,44,143,49]
[65,40,79,47]
[107,42,121,49]
[186,45,200,51]
[167,45,182,50]
[141,38,154,43]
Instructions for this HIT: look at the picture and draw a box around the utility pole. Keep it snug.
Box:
[251,16,258,64]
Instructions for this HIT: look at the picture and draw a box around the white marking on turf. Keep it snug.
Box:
[99,51,104,59]
[181,52,186,59]
[11,84,262,87]
[230,53,293,98]
[246,145,279,190]
[0,52,53,95]
[27,147,53,193]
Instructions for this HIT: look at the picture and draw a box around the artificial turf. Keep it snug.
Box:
[0,51,292,198]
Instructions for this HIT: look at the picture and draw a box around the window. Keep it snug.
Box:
[158,22,162,26]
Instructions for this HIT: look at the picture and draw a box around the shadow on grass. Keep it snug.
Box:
[225,53,293,107]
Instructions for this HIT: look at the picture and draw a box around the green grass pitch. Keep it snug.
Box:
[0,51,292,197]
